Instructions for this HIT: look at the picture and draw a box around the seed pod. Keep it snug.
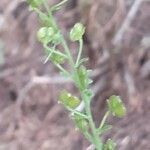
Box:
[107,95,126,118]
[37,27,54,44]
[70,23,85,41]
[59,90,80,109]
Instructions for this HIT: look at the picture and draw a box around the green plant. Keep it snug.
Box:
[27,0,126,149]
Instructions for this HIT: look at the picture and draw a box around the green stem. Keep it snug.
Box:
[51,0,68,11]
[83,131,94,144]
[44,51,53,64]
[41,1,102,149]
[61,38,102,149]
[69,109,88,119]
[56,64,70,76]
[81,92,103,150]
[75,39,83,67]
[44,44,68,59]
[99,111,110,129]
[60,36,75,67]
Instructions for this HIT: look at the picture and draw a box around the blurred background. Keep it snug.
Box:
[0,0,150,149]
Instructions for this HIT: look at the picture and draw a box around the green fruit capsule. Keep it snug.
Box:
[37,27,54,44]
[70,23,85,41]
[59,90,80,109]
[107,95,126,118]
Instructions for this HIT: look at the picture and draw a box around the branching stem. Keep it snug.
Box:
[28,1,126,149]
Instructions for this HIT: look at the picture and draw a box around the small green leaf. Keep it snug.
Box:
[70,23,85,41]
[59,90,80,109]
[104,139,116,150]
[77,65,87,89]
[27,0,43,9]
[77,65,92,90]
[107,95,126,117]
[72,113,88,132]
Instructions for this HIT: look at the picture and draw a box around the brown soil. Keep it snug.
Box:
[0,0,149,150]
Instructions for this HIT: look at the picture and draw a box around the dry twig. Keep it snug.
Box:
[113,0,143,46]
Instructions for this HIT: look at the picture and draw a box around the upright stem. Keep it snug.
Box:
[61,37,102,149]
[41,1,102,149]
[99,111,110,129]
[59,19,102,150]
[81,91,102,150]
[76,39,83,67]
[60,37,75,67]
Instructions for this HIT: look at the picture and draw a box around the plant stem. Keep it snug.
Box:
[61,36,102,149]
[60,38,102,149]
[44,51,53,64]
[42,1,102,149]
[51,0,68,11]
[60,36,75,67]
[99,111,110,129]
[81,92,103,150]
[76,39,83,67]
[56,64,70,76]
[44,44,68,59]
